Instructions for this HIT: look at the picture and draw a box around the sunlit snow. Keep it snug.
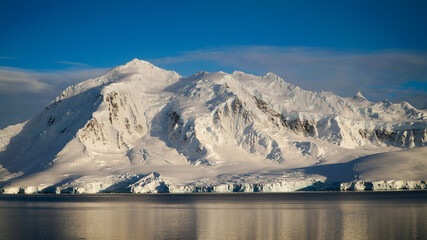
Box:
[0,59,426,193]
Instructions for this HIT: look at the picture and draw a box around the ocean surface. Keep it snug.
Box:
[0,191,426,240]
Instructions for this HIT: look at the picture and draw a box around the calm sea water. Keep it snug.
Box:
[0,191,426,240]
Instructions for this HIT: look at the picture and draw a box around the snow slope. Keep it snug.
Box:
[0,59,426,193]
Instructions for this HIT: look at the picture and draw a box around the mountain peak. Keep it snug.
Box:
[126,58,153,66]
[264,72,279,78]
[352,91,368,101]
[112,58,182,81]
[121,58,158,71]
[263,72,287,84]
[106,58,160,76]
[1,59,426,194]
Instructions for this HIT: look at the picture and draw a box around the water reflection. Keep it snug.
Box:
[0,193,426,240]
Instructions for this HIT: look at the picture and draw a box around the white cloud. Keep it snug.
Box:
[152,46,427,101]
[0,67,52,94]
[0,67,108,128]
[1,48,426,127]
[56,61,90,67]
[0,67,108,95]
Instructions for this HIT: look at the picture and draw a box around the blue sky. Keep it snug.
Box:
[1,0,427,127]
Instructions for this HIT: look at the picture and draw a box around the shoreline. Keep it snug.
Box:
[2,179,426,194]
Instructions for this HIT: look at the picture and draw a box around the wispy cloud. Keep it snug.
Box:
[0,67,108,95]
[0,67,51,94]
[56,61,90,67]
[152,46,427,101]
[0,66,109,128]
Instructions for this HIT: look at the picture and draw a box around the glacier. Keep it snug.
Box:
[0,59,426,194]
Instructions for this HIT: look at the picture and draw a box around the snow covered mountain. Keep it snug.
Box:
[1,59,426,193]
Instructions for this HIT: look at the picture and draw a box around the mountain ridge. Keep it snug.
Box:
[0,59,426,193]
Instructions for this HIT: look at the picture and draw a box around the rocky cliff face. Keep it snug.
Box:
[0,59,426,193]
